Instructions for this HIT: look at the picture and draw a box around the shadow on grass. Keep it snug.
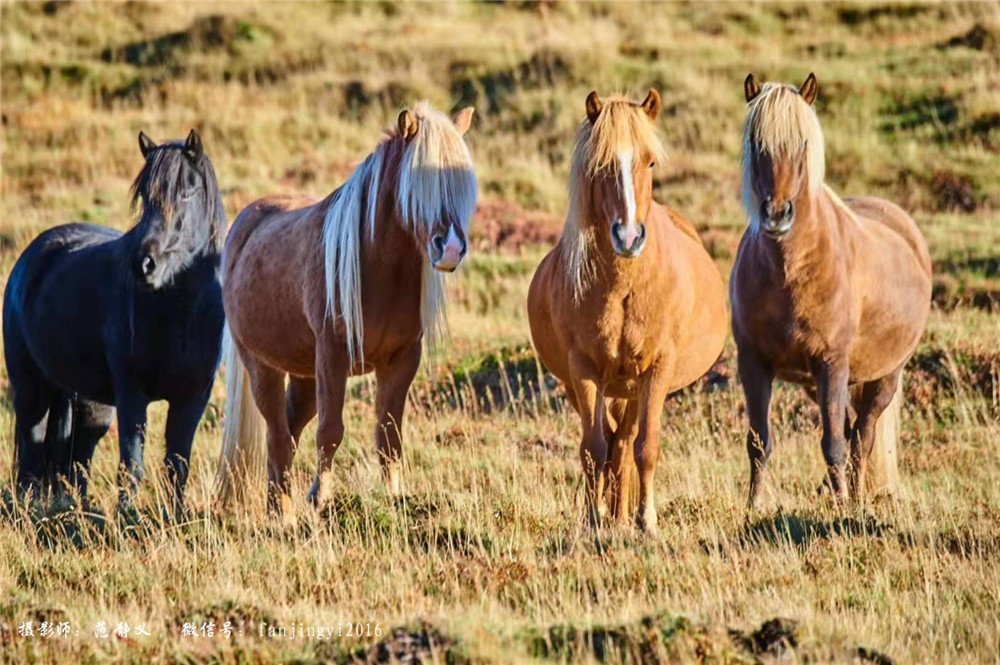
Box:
[523,613,708,663]
[699,509,1000,563]
[742,512,894,548]
[0,486,213,551]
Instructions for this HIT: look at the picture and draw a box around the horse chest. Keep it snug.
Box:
[589,293,657,377]
[126,287,224,399]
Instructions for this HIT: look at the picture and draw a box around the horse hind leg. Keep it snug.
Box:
[848,369,902,501]
[7,349,54,500]
[69,400,113,506]
[286,377,318,446]
[244,358,296,513]
[44,392,74,501]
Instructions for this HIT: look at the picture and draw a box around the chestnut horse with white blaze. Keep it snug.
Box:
[731,73,931,508]
[216,103,477,510]
[528,91,728,533]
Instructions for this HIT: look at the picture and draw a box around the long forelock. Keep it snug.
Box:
[396,102,478,239]
[130,142,187,213]
[560,97,665,301]
[741,83,826,229]
[129,144,227,250]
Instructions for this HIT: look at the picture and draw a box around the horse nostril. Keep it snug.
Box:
[783,201,795,220]
[141,255,156,277]
[636,223,647,242]
[611,221,626,243]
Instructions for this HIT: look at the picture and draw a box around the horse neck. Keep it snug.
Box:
[364,193,423,274]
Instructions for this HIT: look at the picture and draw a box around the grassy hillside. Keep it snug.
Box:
[2,2,999,663]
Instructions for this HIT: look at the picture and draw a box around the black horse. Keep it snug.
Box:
[3,130,226,514]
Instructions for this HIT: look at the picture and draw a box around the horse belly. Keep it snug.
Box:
[225,229,317,376]
[14,254,116,403]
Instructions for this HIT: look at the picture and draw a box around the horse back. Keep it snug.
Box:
[224,195,320,272]
[844,196,932,280]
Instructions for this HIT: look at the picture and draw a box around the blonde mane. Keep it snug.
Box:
[559,95,666,301]
[741,83,826,232]
[322,102,477,367]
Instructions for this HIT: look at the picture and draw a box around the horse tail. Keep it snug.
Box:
[214,324,266,507]
[867,372,902,496]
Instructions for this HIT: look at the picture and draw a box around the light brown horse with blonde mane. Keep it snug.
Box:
[216,103,477,510]
[528,90,728,533]
[732,73,931,508]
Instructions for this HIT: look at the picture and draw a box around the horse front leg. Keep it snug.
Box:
[309,345,350,504]
[812,359,851,502]
[164,393,211,518]
[115,391,149,512]
[568,351,606,529]
[373,342,422,497]
[634,361,672,536]
[605,399,639,522]
[738,350,774,510]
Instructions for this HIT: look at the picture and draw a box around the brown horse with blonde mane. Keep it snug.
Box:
[216,102,477,510]
[732,73,932,508]
[528,90,728,533]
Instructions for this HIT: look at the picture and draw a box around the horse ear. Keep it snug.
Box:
[641,89,660,120]
[184,129,203,160]
[799,72,819,106]
[397,109,418,140]
[453,107,474,136]
[585,91,603,124]
[138,131,157,158]
[744,73,762,103]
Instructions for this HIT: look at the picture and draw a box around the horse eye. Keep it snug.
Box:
[649,161,655,168]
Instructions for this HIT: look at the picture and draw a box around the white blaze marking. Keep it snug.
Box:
[618,150,636,227]
[445,224,461,251]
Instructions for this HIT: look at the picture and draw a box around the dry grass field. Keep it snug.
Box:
[2,2,1000,663]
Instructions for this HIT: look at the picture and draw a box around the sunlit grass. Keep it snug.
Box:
[2,1,1000,663]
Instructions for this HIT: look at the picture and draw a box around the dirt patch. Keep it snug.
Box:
[170,601,275,640]
[965,111,1000,149]
[837,4,933,26]
[939,23,999,51]
[877,166,983,213]
[907,347,999,412]
[471,199,562,252]
[525,613,710,663]
[857,646,896,664]
[932,277,1000,313]
[342,80,419,120]
[101,15,261,67]
[929,169,981,213]
[345,620,464,664]
[450,49,571,113]
[729,617,799,660]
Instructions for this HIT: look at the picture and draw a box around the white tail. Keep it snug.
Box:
[867,372,902,495]
[214,324,266,506]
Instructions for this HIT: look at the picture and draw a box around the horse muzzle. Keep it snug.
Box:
[429,229,466,273]
[761,198,795,238]
[610,221,647,258]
